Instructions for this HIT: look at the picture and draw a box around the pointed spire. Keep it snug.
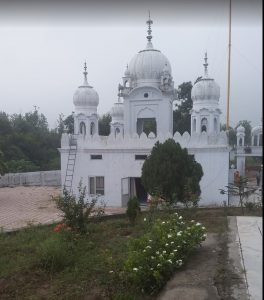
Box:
[146,11,153,49]
[83,61,88,85]
[124,63,130,76]
[203,52,208,78]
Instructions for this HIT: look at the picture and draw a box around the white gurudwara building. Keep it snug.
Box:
[60,17,229,207]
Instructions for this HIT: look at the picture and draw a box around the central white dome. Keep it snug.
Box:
[128,47,171,81]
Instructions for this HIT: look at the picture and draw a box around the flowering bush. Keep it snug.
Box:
[123,213,206,294]
[53,223,71,233]
[54,181,105,233]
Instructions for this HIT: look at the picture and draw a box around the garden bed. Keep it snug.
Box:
[0,207,262,299]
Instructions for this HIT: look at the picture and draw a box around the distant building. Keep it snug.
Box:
[60,16,229,207]
[235,122,262,177]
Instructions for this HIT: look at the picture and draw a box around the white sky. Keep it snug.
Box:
[0,0,262,129]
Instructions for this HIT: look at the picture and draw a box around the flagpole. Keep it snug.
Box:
[226,0,232,129]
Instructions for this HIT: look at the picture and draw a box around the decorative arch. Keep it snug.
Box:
[201,118,208,132]
[79,121,86,135]
[115,127,120,137]
[90,122,95,136]
[214,117,218,132]
[137,107,156,119]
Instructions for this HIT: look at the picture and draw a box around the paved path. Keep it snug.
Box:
[236,217,263,300]
[0,186,126,232]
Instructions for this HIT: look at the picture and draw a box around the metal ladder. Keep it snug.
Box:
[64,134,78,193]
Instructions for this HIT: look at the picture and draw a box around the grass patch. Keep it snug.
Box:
[0,207,261,299]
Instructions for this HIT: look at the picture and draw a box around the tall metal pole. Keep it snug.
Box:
[226,0,232,129]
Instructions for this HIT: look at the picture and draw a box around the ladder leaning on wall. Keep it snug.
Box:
[64,134,78,193]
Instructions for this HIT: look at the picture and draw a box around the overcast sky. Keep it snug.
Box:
[0,0,262,129]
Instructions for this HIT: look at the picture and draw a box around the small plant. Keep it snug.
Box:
[126,197,141,225]
[54,181,105,233]
[220,176,258,215]
[122,213,207,294]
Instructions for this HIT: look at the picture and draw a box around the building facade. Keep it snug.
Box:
[60,17,229,207]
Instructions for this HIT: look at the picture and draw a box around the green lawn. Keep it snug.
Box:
[0,207,262,299]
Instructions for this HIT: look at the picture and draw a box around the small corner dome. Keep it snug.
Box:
[237,125,245,133]
[191,53,220,102]
[251,124,262,135]
[73,65,99,111]
[191,78,220,101]
[73,85,99,109]
[111,102,124,121]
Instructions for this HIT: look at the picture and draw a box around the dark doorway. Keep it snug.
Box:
[135,178,147,204]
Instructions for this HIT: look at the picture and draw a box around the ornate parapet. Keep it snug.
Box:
[61,130,228,150]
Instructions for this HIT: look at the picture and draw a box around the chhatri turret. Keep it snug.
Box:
[73,62,99,136]
[191,53,221,135]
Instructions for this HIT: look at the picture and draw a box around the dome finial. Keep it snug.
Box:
[83,61,88,85]
[146,11,153,48]
[203,52,208,78]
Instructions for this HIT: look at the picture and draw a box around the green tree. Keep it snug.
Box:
[98,113,112,136]
[141,139,203,204]
[173,81,193,134]
[0,150,8,175]
[63,113,74,134]
[0,108,60,173]
[221,124,236,146]
[0,112,12,136]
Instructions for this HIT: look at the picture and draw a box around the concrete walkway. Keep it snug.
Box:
[236,216,263,300]
[0,186,127,232]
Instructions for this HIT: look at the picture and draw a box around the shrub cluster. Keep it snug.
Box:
[122,213,206,294]
[54,182,105,233]
[126,197,141,225]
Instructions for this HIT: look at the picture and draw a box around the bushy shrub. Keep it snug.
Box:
[37,230,75,273]
[54,181,105,233]
[126,197,141,225]
[244,201,262,211]
[122,213,206,294]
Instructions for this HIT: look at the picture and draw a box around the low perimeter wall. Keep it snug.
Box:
[0,170,61,187]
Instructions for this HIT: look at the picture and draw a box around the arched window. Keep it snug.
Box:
[214,118,218,132]
[253,135,258,146]
[90,122,95,136]
[193,118,196,133]
[80,122,86,135]
[115,127,120,137]
[239,138,243,146]
[201,118,208,132]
